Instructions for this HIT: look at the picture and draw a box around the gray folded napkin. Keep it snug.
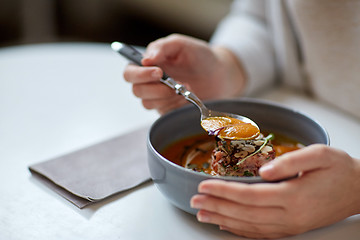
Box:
[29,125,151,208]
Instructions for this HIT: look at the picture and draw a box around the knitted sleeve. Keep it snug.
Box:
[210,0,276,96]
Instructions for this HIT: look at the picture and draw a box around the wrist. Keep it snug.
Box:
[211,46,247,98]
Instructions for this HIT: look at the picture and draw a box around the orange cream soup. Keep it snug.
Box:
[161,132,303,174]
[201,116,260,140]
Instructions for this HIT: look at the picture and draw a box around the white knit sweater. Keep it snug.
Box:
[211,0,360,119]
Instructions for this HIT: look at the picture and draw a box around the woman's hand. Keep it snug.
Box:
[123,34,246,114]
[190,144,360,239]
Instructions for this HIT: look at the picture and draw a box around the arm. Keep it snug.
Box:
[123,0,276,114]
[211,0,276,96]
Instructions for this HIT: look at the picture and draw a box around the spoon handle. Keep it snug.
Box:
[111,42,171,82]
[111,42,207,111]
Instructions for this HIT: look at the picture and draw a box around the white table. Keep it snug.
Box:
[1,43,359,240]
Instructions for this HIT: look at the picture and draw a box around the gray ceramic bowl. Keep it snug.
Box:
[147,99,329,215]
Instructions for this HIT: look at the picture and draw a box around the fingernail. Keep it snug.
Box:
[259,163,274,175]
[219,225,229,231]
[190,197,202,209]
[197,211,210,222]
[144,49,157,59]
[198,182,210,194]
[152,69,162,79]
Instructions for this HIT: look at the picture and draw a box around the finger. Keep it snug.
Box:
[143,35,185,66]
[259,144,335,181]
[132,82,175,100]
[197,179,287,206]
[196,209,286,237]
[123,64,163,84]
[191,194,285,224]
[141,95,188,113]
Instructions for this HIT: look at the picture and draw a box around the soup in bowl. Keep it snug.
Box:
[147,99,329,215]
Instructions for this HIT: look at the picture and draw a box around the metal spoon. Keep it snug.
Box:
[111,41,260,139]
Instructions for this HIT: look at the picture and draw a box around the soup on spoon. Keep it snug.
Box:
[201,116,260,140]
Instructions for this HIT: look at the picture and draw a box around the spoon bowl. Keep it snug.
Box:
[111,41,259,139]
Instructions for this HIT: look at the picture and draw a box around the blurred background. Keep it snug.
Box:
[0,0,232,47]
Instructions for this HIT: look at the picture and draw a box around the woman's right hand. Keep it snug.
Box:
[123,34,247,114]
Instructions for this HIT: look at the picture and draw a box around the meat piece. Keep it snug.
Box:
[211,135,275,177]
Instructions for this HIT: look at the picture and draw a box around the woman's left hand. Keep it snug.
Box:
[190,144,360,239]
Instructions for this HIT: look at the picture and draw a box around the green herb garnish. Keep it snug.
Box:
[243,170,254,177]
[236,133,275,166]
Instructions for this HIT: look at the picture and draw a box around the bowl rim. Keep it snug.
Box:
[148,98,330,183]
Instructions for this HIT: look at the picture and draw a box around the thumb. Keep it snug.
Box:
[259,144,332,181]
[142,48,160,66]
[142,38,184,67]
